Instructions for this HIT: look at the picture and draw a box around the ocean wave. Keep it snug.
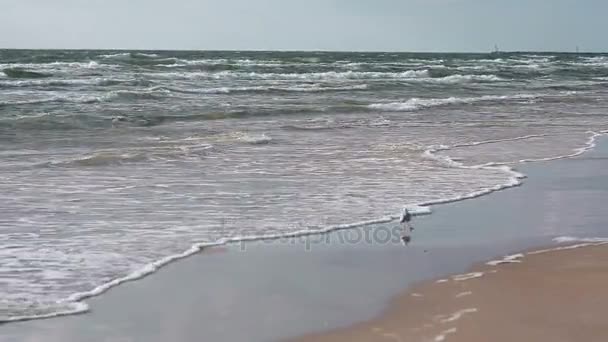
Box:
[158,69,431,80]
[51,151,151,167]
[422,74,503,84]
[42,142,216,168]
[99,52,159,59]
[579,56,608,63]
[525,235,608,256]
[151,83,368,95]
[108,108,330,126]
[147,70,503,84]
[53,88,174,104]
[0,94,109,106]
[516,131,605,163]
[369,94,537,112]
[5,79,95,87]
[0,77,139,88]
[231,132,273,145]
[0,107,323,130]
[553,236,608,243]
[2,111,173,131]
[159,58,285,69]
[281,124,344,131]
[98,52,131,59]
[0,94,110,106]
[106,88,171,100]
[132,52,160,58]
[0,98,58,106]
[157,59,447,72]
[0,112,105,131]
[567,61,608,68]
[3,68,52,79]
[1,300,89,324]
[0,89,167,106]
[0,61,104,71]
[97,52,178,66]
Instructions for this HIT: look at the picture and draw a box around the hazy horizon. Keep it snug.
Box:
[0,48,605,54]
[2,0,607,52]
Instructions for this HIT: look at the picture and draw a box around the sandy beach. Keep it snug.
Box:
[295,243,608,342]
[2,138,608,342]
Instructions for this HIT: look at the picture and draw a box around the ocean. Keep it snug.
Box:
[1,50,607,322]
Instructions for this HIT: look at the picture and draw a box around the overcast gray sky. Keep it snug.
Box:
[1,0,606,52]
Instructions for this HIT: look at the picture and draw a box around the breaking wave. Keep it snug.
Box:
[3,68,52,79]
[150,83,368,94]
[369,94,538,111]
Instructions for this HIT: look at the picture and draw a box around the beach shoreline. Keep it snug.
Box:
[2,136,608,342]
[4,131,604,326]
[294,242,608,342]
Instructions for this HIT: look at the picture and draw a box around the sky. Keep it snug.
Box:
[1,0,607,52]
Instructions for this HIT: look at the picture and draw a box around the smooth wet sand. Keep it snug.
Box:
[2,138,608,342]
[295,243,608,342]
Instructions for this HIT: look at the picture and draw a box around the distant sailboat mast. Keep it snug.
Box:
[491,44,500,56]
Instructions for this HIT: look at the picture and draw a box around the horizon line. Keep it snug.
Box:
[0,47,605,54]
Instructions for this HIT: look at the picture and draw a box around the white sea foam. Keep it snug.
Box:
[152,83,368,95]
[451,134,546,149]
[440,308,478,323]
[517,131,605,163]
[99,52,163,60]
[419,139,527,207]
[427,74,502,84]
[134,53,160,58]
[2,301,89,323]
[43,143,215,167]
[415,130,608,211]
[486,253,524,266]
[452,272,484,281]
[553,236,608,244]
[525,237,608,256]
[0,61,108,71]
[369,94,537,112]
[244,70,430,80]
[161,58,311,68]
[434,328,458,342]
[157,70,432,81]
[580,56,608,63]
[235,133,273,145]
[99,52,131,59]
[0,77,128,88]
[455,291,473,298]
[1,94,111,106]
[163,70,504,84]
[2,88,168,106]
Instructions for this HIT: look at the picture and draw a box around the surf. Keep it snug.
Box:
[3,67,52,79]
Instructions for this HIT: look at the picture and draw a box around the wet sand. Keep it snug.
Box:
[295,243,608,342]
